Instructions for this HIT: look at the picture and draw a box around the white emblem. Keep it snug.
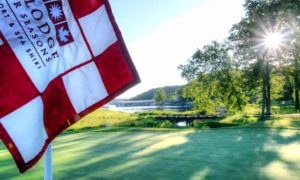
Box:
[58,27,70,42]
[49,4,63,21]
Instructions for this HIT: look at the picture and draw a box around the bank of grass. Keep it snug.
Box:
[67,104,299,131]
[194,103,299,129]
[68,109,134,131]
[198,114,300,130]
[68,109,197,131]
[243,103,298,115]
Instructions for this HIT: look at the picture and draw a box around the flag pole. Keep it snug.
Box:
[44,143,52,180]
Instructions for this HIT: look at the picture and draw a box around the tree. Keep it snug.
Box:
[294,53,300,111]
[154,88,167,105]
[277,66,294,102]
[290,24,300,111]
[228,0,300,116]
[275,0,300,111]
[179,41,247,114]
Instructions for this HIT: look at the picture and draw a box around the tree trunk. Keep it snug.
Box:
[266,63,271,115]
[294,57,300,112]
[261,72,267,118]
[261,61,272,117]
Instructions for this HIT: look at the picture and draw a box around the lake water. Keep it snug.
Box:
[103,105,192,113]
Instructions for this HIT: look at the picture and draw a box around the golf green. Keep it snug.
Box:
[0,128,299,179]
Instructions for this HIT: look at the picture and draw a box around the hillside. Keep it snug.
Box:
[130,85,184,100]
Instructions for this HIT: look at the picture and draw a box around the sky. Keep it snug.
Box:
[109,0,245,99]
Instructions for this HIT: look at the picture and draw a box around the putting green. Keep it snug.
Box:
[0,128,299,179]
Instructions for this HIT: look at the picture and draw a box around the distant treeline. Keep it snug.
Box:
[130,85,184,101]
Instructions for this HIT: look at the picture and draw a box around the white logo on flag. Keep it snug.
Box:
[58,26,70,42]
[49,3,63,20]
[0,0,91,92]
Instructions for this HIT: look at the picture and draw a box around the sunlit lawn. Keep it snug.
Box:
[69,109,134,130]
[244,104,298,115]
[0,128,299,179]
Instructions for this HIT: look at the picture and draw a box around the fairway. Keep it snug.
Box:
[0,128,300,179]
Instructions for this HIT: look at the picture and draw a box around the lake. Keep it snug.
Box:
[103,105,192,113]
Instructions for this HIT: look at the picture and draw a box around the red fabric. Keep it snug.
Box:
[69,0,104,18]
[0,35,39,118]
[42,77,76,137]
[95,43,134,94]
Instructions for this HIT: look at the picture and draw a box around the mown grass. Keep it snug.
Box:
[0,128,299,179]
[0,105,299,179]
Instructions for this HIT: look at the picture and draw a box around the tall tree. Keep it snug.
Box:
[290,22,300,111]
[228,0,300,116]
[179,41,246,114]
[277,0,300,111]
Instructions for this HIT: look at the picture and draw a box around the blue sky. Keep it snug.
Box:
[109,0,245,99]
[109,0,206,43]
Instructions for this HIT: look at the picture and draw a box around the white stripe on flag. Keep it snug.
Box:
[62,62,108,113]
[0,38,3,46]
[79,5,117,57]
[0,97,47,163]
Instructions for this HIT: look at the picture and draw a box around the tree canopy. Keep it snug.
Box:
[179,0,300,115]
[154,88,167,105]
[179,41,246,114]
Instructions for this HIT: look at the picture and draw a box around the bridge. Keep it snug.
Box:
[155,115,225,126]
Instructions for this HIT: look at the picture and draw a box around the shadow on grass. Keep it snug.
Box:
[0,128,299,179]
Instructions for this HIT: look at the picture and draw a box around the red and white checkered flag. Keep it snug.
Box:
[0,0,140,173]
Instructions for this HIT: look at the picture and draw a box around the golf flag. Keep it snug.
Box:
[0,0,140,173]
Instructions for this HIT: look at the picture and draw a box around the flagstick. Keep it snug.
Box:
[44,143,52,180]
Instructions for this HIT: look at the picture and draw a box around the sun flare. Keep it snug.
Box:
[264,32,283,49]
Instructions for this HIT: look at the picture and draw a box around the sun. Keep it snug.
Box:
[256,26,287,57]
[263,32,283,50]
[49,4,63,20]
[253,19,289,58]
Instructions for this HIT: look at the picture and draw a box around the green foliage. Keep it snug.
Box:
[179,41,247,114]
[182,81,216,114]
[228,0,300,114]
[159,120,174,128]
[193,120,209,128]
[271,75,285,100]
[193,120,238,129]
[154,88,167,105]
[140,117,160,127]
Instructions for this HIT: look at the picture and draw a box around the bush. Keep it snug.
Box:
[117,121,138,127]
[159,120,174,128]
[117,117,161,128]
[141,117,160,127]
[194,120,238,129]
[194,120,209,128]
